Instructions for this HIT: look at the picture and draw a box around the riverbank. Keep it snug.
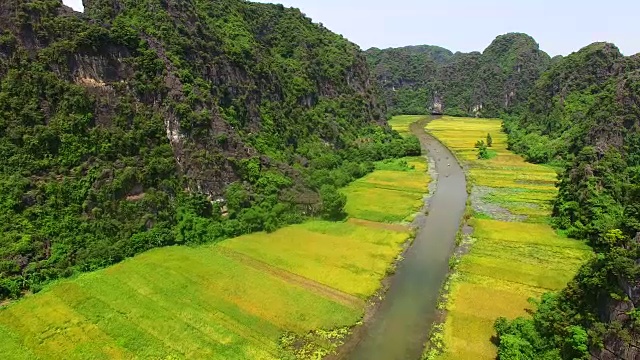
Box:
[0,145,429,358]
[338,115,467,360]
[425,116,592,359]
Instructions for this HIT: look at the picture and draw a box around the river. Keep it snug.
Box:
[339,117,468,360]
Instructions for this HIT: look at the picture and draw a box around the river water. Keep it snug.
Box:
[340,117,468,360]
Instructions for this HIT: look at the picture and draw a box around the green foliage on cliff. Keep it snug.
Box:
[365,33,551,117]
[365,45,452,115]
[496,43,640,359]
[0,0,419,300]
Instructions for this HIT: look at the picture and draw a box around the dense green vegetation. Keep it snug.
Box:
[496,43,640,358]
[365,45,453,115]
[365,33,551,117]
[0,0,419,300]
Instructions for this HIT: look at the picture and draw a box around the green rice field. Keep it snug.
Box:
[0,121,429,359]
[342,157,428,223]
[386,115,423,136]
[426,116,591,360]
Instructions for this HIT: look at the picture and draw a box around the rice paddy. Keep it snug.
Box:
[0,120,429,359]
[426,116,591,360]
[0,247,357,360]
[343,115,429,223]
[342,157,428,223]
[221,221,410,299]
[387,115,424,136]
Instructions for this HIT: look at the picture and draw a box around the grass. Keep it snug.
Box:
[426,116,591,360]
[0,117,430,359]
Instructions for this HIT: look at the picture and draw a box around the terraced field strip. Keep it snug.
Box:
[347,218,410,232]
[426,117,592,360]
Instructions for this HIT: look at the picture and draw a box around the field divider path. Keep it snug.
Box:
[217,247,365,309]
[347,218,410,232]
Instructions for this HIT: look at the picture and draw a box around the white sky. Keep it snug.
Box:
[63,0,84,12]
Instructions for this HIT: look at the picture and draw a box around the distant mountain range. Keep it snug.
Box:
[365,33,551,117]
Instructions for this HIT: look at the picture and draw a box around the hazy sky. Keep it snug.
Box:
[62,0,640,56]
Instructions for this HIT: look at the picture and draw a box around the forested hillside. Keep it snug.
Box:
[0,0,419,300]
[365,45,452,115]
[365,33,551,117]
[495,43,640,359]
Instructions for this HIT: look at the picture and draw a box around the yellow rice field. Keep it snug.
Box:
[0,246,357,360]
[221,221,409,299]
[426,117,591,360]
[342,157,428,223]
[0,119,429,359]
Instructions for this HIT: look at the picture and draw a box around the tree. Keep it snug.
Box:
[487,133,493,147]
[476,140,490,159]
[319,185,347,220]
[566,326,589,359]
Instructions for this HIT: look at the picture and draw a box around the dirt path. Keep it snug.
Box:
[218,247,365,309]
[338,116,468,360]
[348,218,410,232]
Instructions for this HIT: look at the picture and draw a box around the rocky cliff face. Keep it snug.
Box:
[2,0,385,197]
[365,33,551,117]
[0,0,389,298]
[592,269,640,360]
[365,44,452,115]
